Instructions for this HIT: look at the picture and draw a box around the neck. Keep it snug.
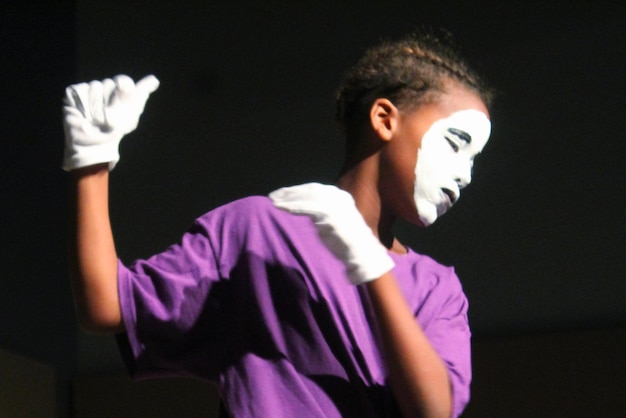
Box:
[335,156,404,253]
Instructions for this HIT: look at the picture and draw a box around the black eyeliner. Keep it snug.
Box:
[447,128,472,144]
[444,135,459,152]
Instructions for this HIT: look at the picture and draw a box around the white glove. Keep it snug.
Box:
[62,74,160,171]
[269,182,395,285]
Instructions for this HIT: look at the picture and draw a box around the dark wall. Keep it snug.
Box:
[1,1,77,372]
[1,2,77,415]
[1,1,625,414]
[73,0,626,337]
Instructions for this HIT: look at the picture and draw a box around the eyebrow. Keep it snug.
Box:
[447,128,472,144]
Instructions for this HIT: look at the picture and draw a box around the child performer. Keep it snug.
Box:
[63,33,493,418]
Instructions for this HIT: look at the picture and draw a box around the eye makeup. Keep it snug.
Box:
[444,135,460,152]
[447,128,472,144]
[443,128,472,153]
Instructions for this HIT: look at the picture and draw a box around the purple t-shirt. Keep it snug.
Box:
[117,196,471,417]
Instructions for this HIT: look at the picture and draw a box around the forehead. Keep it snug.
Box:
[427,86,491,145]
[436,85,490,118]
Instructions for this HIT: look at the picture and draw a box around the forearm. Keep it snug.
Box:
[366,273,452,418]
[62,75,158,332]
[69,164,123,333]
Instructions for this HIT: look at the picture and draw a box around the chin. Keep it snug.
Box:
[418,217,437,228]
[415,202,439,227]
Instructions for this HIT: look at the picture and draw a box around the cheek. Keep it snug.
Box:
[415,137,448,188]
[379,142,420,216]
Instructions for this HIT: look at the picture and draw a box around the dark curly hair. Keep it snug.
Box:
[336,31,494,149]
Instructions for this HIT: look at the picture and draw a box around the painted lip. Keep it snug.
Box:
[441,188,459,206]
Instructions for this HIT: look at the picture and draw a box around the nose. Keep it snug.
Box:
[454,160,473,189]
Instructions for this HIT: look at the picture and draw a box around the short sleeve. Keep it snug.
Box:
[422,269,471,418]
[116,218,227,381]
[392,252,472,418]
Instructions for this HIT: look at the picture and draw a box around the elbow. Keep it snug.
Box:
[402,406,452,418]
[74,302,124,334]
[397,390,453,418]
[403,406,452,418]
[77,316,123,335]
[70,274,124,334]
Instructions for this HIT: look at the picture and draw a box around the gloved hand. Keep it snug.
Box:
[62,74,160,171]
[269,182,395,285]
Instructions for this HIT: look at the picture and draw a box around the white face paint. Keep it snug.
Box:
[414,109,491,226]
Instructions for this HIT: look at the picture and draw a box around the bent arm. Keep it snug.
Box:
[68,164,123,333]
[63,74,158,333]
[268,183,454,416]
[366,273,452,418]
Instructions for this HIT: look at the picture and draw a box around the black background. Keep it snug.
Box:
[2,0,624,390]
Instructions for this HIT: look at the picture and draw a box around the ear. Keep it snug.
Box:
[369,98,399,142]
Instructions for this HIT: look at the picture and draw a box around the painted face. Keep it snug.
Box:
[414,109,491,226]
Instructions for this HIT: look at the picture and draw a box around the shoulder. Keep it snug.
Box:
[198,195,302,222]
[207,195,274,214]
[194,195,314,240]
[186,194,323,274]
[197,196,283,224]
